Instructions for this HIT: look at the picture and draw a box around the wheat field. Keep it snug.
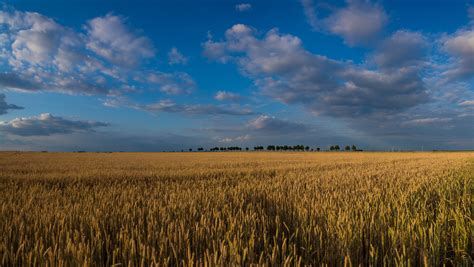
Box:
[0,152,472,266]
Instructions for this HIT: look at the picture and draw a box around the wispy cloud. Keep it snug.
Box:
[235,3,252,12]
[168,47,188,65]
[459,100,474,106]
[147,72,195,95]
[248,115,310,134]
[403,117,452,126]
[214,91,242,101]
[217,134,251,143]
[105,97,255,116]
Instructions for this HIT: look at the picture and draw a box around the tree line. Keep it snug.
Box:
[188,145,361,152]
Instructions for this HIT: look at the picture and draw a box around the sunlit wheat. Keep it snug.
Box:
[0,152,472,266]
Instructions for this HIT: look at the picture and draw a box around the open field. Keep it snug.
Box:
[0,152,473,266]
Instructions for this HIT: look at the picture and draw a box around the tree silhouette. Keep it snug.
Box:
[207,144,358,153]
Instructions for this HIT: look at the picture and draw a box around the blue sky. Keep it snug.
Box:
[0,0,473,151]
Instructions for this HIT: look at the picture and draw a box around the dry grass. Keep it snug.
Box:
[0,152,473,266]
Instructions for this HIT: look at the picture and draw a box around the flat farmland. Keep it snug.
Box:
[0,152,472,266]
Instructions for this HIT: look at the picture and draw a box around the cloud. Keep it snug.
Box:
[217,134,251,143]
[147,72,195,95]
[0,113,108,136]
[248,115,310,133]
[0,72,41,91]
[301,0,387,45]
[0,8,195,98]
[0,9,116,94]
[403,117,452,126]
[301,0,318,30]
[85,14,154,68]
[143,100,255,116]
[105,97,255,116]
[204,24,429,117]
[0,93,23,115]
[372,30,428,69]
[214,91,241,101]
[168,47,188,65]
[459,100,474,106]
[442,27,474,82]
[0,10,72,66]
[235,3,252,12]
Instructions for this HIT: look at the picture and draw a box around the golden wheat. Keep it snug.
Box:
[0,152,472,266]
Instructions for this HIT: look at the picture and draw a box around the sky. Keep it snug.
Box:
[0,0,473,151]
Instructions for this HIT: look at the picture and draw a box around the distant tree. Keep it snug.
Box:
[245,147,249,151]
[226,146,242,151]
[352,145,357,151]
[293,145,304,151]
[305,146,310,151]
[198,147,204,151]
[267,145,276,151]
[335,145,340,151]
[189,148,192,152]
[345,145,350,151]
[330,146,335,151]
[316,147,320,152]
